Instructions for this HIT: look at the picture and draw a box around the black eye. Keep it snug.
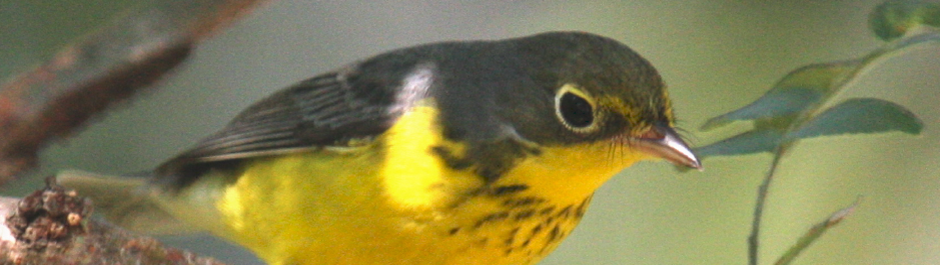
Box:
[557,92,594,128]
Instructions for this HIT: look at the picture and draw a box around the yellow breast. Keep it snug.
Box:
[182,104,648,265]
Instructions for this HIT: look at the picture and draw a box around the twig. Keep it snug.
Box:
[747,144,789,265]
[773,197,861,265]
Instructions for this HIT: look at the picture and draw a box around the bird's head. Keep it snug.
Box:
[497,32,701,172]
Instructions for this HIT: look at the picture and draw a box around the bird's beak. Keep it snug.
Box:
[630,125,702,170]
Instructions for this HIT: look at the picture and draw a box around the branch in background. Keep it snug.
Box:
[0,0,272,186]
[0,0,271,262]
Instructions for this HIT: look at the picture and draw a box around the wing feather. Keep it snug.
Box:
[155,69,402,186]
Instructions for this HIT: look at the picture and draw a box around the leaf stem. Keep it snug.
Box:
[773,197,861,265]
[748,144,789,265]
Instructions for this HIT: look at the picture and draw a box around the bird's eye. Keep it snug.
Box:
[555,85,597,132]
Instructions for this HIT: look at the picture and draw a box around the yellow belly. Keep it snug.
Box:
[162,105,645,265]
[207,150,589,265]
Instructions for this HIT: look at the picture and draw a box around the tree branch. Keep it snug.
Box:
[0,0,272,186]
[1,179,228,264]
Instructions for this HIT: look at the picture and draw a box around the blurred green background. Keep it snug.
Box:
[2,0,938,264]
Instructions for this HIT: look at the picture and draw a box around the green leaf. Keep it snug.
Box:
[700,88,820,131]
[882,29,940,51]
[787,98,924,140]
[693,129,784,157]
[870,0,940,41]
[771,61,862,95]
[700,62,859,131]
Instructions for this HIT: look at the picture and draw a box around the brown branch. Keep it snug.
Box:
[1,179,227,264]
[0,0,272,186]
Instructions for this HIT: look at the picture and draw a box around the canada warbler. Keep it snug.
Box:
[59,31,701,265]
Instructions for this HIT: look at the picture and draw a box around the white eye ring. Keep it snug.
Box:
[554,84,600,133]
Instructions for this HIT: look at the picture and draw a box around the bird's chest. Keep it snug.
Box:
[219,152,595,265]
[433,192,595,265]
[311,191,594,265]
[265,188,594,265]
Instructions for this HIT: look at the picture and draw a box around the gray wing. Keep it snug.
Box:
[154,69,404,187]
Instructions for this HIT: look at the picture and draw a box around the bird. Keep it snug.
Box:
[58,31,701,265]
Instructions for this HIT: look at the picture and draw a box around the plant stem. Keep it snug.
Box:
[748,144,789,265]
